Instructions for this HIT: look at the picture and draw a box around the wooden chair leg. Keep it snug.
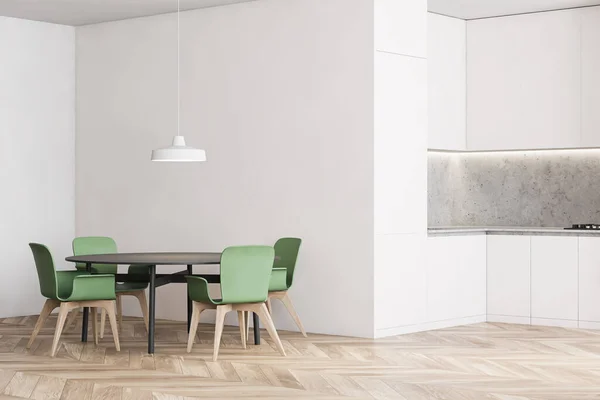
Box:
[266,298,272,314]
[279,292,307,337]
[186,302,202,353]
[64,307,80,332]
[245,311,250,342]
[51,303,72,357]
[255,303,286,357]
[100,309,106,339]
[134,291,149,331]
[103,300,120,351]
[27,299,59,349]
[213,305,231,361]
[91,307,98,345]
[191,303,212,346]
[237,311,246,349]
[116,295,123,332]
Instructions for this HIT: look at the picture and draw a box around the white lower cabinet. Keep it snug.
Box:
[486,235,531,322]
[426,234,600,331]
[530,236,578,325]
[427,235,486,323]
[578,237,600,324]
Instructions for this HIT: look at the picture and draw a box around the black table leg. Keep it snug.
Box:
[148,265,156,354]
[187,264,192,332]
[253,313,260,345]
[81,262,92,342]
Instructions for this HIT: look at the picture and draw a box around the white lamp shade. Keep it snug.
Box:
[151,136,206,162]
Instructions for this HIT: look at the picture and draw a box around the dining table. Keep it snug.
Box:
[65,252,263,354]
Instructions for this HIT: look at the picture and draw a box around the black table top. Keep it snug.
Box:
[66,252,221,265]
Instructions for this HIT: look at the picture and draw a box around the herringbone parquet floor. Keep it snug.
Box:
[0,315,599,400]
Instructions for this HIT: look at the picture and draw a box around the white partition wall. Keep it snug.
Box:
[75,0,430,338]
[0,17,75,317]
[76,0,376,338]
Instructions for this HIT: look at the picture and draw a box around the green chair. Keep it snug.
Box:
[27,243,120,357]
[266,238,306,337]
[185,245,285,361]
[71,237,149,337]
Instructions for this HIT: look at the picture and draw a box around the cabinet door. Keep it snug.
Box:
[375,52,427,235]
[427,236,458,322]
[486,235,531,320]
[578,237,600,323]
[582,7,600,147]
[467,10,581,150]
[375,234,427,332]
[531,236,578,323]
[457,235,487,317]
[375,0,426,57]
[428,13,466,150]
[427,235,486,322]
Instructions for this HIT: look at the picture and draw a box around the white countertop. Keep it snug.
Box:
[428,226,600,236]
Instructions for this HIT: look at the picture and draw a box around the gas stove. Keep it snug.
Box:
[564,224,600,230]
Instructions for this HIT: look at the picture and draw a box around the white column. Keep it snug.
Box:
[373,0,428,337]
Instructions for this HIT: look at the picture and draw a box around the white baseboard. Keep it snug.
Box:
[374,315,486,338]
[487,315,599,330]
[530,317,578,328]
[373,314,598,338]
[486,315,530,325]
[578,320,600,330]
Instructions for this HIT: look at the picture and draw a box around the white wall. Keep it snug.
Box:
[76,0,375,338]
[373,0,428,337]
[0,17,75,317]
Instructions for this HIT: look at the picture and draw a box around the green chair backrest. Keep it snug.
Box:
[29,243,58,299]
[220,246,275,304]
[72,236,118,274]
[274,238,302,288]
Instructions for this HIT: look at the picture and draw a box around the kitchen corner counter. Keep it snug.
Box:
[428,226,600,237]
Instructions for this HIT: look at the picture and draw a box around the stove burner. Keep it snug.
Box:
[565,224,600,230]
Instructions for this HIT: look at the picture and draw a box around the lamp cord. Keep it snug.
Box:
[177,0,180,137]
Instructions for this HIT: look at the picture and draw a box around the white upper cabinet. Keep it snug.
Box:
[375,0,426,57]
[428,14,466,151]
[466,10,581,151]
[581,7,600,147]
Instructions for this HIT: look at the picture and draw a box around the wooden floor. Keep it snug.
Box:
[0,315,599,400]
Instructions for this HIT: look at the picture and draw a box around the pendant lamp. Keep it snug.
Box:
[151,0,206,162]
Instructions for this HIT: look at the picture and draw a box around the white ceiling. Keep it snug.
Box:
[0,0,255,26]
[3,1,600,28]
[428,0,600,19]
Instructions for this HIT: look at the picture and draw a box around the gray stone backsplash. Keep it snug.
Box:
[428,150,600,227]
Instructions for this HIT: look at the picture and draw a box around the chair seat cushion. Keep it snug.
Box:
[196,299,222,304]
[116,282,148,292]
[268,268,288,292]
